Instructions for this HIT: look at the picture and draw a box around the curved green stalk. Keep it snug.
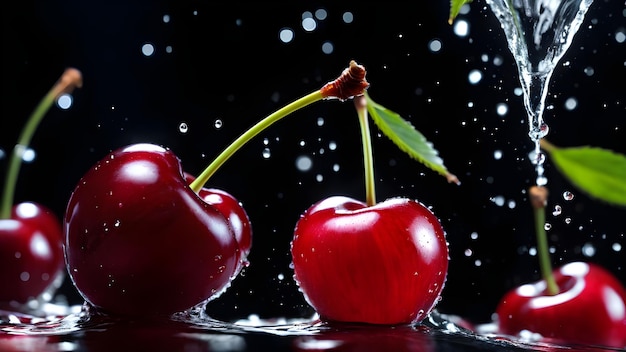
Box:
[530,186,559,295]
[190,91,323,193]
[189,60,369,193]
[354,96,376,206]
[1,68,82,219]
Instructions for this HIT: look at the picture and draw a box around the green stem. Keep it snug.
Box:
[189,60,369,192]
[190,91,324,193]
[1,87,60,219]
[354,96,376,206]
[530,186,559,295]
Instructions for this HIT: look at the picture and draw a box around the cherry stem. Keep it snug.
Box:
[189,60,369,193]
[529,185,559,295]
[354,95,376,206]
[189,91,323,192]
[1,68,82,219]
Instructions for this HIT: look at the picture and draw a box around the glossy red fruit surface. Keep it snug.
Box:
[291,196,449,325]
[0,202,64,305]
[496,261,626,348]
[64,143,240,316]
[184,173,252,273]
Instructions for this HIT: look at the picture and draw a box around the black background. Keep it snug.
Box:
[2,0,625,327]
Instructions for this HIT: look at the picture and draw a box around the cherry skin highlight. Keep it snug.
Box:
[496,261,626,348]
[64,143,241,317]
[0,202,64,305]
[291,196,448,325]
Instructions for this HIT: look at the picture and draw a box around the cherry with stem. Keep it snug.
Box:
[495,185,626,347]
[290,84,451,325]
[1,68,83,219]
[0,68,82,308]
[64,61,371,317]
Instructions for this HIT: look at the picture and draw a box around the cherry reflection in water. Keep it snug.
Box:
[293,324,436,352]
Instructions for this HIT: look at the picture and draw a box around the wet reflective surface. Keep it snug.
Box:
[2,303,623,352]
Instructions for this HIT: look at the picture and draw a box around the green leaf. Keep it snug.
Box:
[364,92,459,184]
[541,140,626,207]
[449,0,472,24]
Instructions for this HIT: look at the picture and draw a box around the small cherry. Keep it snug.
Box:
[0,68,82,309]
[495,186,626,348]
[292,196,449,325]
[64,61,372,317]
[291,94,458,325]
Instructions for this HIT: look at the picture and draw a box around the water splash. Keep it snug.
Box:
[1,302,620,351]
[485,0,594,184]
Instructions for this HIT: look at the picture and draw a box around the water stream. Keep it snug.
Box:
[484,0,594,184]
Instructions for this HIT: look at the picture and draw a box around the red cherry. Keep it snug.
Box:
[496,261,626,348]
[64,143,240,317]
[291,196,449,325]
[184,173,252,273]
[0,202,64,306]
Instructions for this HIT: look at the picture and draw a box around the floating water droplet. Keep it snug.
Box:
[544,223,552,231]
[536,175,548,186]
[262,148,271,159]
[490,195,505,206]
[295,155,312,172]
[56,94,73,109]
[529,150,546,165]
[15,145,36,163]
[564,217,572,224]
[564,97,578,110]
[214,119,223,129]
[179,122,189,133]
[563,191,574,201]
[141,43,155,56]
[464,249,473,256]
[552,205,562,216]
[582,243,596,257]
[20,272,30,282]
